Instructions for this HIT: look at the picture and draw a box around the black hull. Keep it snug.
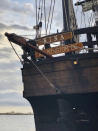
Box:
[27,93,98,131]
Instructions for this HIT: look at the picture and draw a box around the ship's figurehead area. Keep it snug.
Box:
[5,26,98,61]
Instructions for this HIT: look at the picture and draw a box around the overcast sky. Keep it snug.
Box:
[0,0,38,113]
[0,0,95,113]
[0,0,64,113]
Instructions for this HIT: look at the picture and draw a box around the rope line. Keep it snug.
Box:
[8,40,62,93]
[37,0,41,23]
[35,0,38,25]
[49,0,55,34]
[46,0,53,34]
[39,0,44,22]
[44,0,47,35]
[29,59,61,93]
[9,41,23,64]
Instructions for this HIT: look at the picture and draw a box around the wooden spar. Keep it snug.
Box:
[35,43,83,58]
[5,32,27,46]
[5,26,98,58]
[5,26,98,44]
[36,32,73,45]
[5,32,52,58]
[27,43,52,58]
[35,26,98,46]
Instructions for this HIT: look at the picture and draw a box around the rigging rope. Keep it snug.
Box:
[37,0,41,23]
[40,0,44,22]
[83,12,86,28]
[35,0,38,25]
[28,58,62,94]
[44,0,47,35]
[8,40,61,93]
[35,0,56,35]
[49,0,55,34]
[9,41,23,64]
[46,0,53,34]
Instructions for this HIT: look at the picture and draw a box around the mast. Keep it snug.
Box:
[62,0,79,42]
[62,0,77,31]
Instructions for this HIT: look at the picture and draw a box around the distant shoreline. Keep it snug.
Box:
[0,113,33,115]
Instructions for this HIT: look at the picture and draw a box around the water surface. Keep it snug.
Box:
[0,115,35,131]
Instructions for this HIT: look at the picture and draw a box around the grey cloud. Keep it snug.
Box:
[0,33,3,40]
[0,47,16,59]
[0,62,23,92]
[0,0,10,9]
[0,92,30,106]
[0,53,11,59]
[0,0,63,33]
[0,47,12,53]
[0,70,22,85]
[0,101,27,106]
[0,92,22,100]
[0,86,17,91]
[0,0,34,15]
[0,23,32,31]
[0,60,21,69]
[0,23,6,29]
[0,80,22,91]
[0,34,2,37]
[10,24,32,31]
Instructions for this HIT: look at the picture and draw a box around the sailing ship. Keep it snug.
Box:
[5,0,98,131]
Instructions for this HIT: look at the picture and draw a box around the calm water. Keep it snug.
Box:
[0,115,36,131]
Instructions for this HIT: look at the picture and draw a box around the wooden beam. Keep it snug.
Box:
[82,41,98,46]
[35,43,83,58]
[74,26,98,35]
[35,26,98,45]
[36,32,72,45]
[5,32,52,58]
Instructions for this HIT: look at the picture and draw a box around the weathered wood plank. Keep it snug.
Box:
[35,43,83,58]
[22,55,98,97]
[36,32,72,45]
